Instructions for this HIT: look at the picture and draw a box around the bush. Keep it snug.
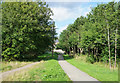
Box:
[2,48,20,61]
[2,2,55,61]
[86,55,95,64]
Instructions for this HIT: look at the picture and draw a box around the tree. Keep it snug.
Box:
[2,2,56,61]
[113,1,120,68]
[58,1,120,69]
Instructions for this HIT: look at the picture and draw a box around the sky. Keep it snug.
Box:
[46,0,119,37]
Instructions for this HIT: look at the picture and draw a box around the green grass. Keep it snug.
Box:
[0,53,53,72]
[63,54,118,81]
[1,61,32,72]
[3,53,71,81]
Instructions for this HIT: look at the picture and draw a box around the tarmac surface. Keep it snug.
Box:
[58,54,100,82]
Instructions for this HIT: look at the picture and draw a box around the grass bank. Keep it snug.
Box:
[63,54,118,81]
[1,53,53,72]
[3,53,71,81]
[1,61,32,72]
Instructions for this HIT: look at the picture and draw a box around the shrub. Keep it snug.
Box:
[86,55,95,64]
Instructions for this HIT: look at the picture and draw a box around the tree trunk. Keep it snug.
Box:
[75,45,77,54]
[73,46,75,56]
[78,33,80,55]
[114,26,118,68]
[92,48,94,55]
[80,48,83,55]
[69,47,71,56]
[108,27,111,69]
[78,48,80,55]
[52,45,53,57]
[96,47,98,56]
[94,47,96,58]
[96,47,99,62]
[88,47,90,57]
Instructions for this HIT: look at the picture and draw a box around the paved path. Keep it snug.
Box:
[0,62,40,81]
[54,49,65,54]
[58,54,100,82]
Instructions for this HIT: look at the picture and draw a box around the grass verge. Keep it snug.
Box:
[1,61,32,72]
[63,54,118,81]
[1,53,52,72]
[3,53,71,81]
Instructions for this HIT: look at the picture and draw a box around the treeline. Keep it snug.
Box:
[2,2,56,61]
[57,2,120,69]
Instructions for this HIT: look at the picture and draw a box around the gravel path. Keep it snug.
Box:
[0,62,40,81]
[58,54,100,82]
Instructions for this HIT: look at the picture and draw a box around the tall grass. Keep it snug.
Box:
[3,53,71,81]
[1,61,32,72]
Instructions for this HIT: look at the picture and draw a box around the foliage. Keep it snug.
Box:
[58,1,120,66]
[2,2,56,60]
[86,55,95,64]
